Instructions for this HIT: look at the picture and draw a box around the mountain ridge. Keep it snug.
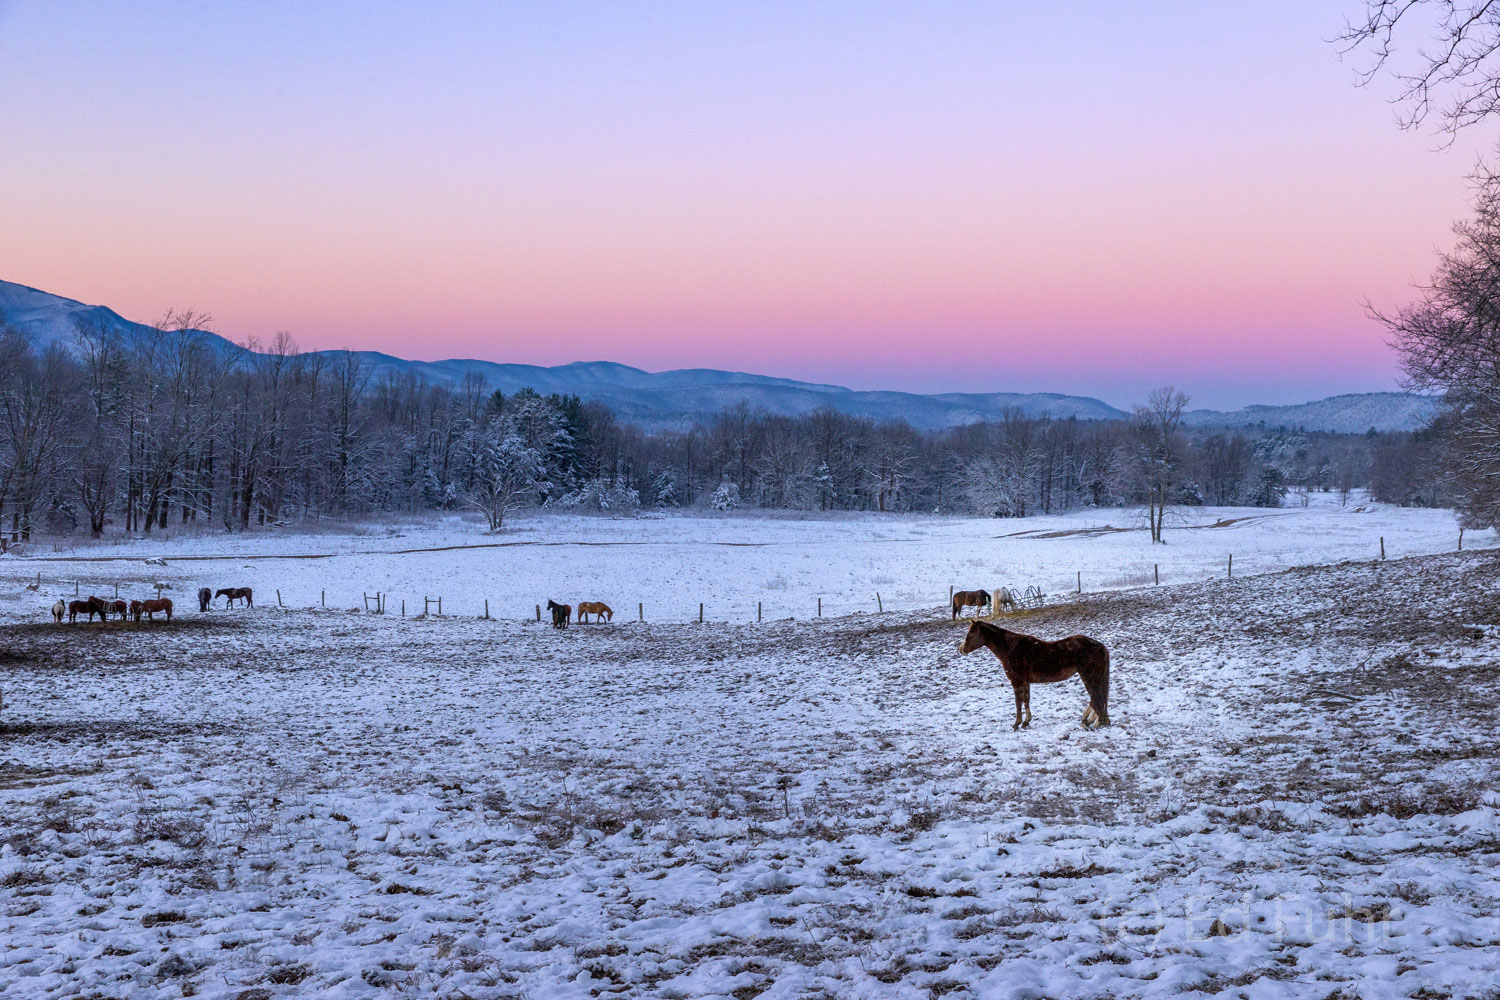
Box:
[0,278,1438,433]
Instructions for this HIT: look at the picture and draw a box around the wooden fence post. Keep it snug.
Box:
[1380,536,1386,560]
[438,596,442,615]
[876,592,882,612]
[1076,571,1081,594]
[1154,564,1159,586]
[758,601,762,623]
[1228,554,1233,579]
[817,597,822,617]
[321,589,325,608]
[535,604,540,622]
[1459,528,1465,551]
[114,582,119,598]
[75,581,79,596]
[276,589,283,607]
[638,602,643,622]
[699,602,704,624]
[402,599,406,617]
[484,599,489,619]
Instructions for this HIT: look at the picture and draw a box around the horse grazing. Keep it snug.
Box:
[951,589,991,621]
[135,597,173,622]
[68,598,105,623]
[216,587,253,608]
[107,599,128,620]
[576,601,612,623]
[546,599,571,629]
[198,587,213,612]
[85,596,113,622]
[958,620,1110,730]
[51,600,65,623]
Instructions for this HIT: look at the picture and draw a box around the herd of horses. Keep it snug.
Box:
[51,586,253,625]
[545,599,612,628]
[40,572,1110,731]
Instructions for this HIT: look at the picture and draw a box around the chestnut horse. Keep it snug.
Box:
[198,587,213,612]
[577,601,612,623]
[134,597,173,622]
[107,599,128,620]
[958,620,1110,730]
[951,589,991,621]
[216,587,253,608]
[546,599,571,629]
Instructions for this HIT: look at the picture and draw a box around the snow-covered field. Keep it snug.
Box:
[2,501,1499,999]
[0,492,1479,624]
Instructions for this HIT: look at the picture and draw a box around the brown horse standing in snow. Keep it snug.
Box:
[134,598,173,622]
[958,620,1111,730]
[68,598,106,623]
[576,601,612,623]
[216,587,253,608]
[951,589,990,620]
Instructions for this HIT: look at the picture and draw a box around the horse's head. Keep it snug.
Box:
[546,599,559,610]
[958,621,987,654]
[215,588,229,598]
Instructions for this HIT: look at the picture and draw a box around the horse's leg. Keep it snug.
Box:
[1082,661,1110,728]
[1022,682,1032,728]
[1011,682,1024,731]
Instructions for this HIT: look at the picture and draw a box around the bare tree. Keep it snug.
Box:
[1130,387,1190,543]
[1371,167,1500,524]
[1336,1,1500,135]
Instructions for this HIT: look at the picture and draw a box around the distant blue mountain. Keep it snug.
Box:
[0,278,1437,432]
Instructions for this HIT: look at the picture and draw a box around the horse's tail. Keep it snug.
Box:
[1091,645,1111,726]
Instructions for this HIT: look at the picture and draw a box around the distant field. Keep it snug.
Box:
[0,493,1477,625]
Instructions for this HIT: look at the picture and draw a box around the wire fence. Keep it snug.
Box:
[7,532,1475,626]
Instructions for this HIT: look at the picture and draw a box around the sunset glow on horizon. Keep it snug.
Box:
[0,1,1488,408]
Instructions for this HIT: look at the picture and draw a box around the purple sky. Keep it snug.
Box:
[0,1,1486,407]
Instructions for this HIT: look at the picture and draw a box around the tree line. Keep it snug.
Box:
[0,316,1434,542]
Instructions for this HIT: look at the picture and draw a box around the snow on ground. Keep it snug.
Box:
[0,500,1497,998]
[0,493,1479,624]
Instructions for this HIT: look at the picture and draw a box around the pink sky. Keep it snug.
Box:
[0,2,1486,407]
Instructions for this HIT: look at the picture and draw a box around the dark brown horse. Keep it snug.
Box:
[135,597,173,622]
[951,589,991,620]
[198,587,213,612]
[216,587,253,608]
[107,599,128,620]
[576,601,612,623]
[547,599,571,629]
[958,620,1110,730]
[68,598,107,623]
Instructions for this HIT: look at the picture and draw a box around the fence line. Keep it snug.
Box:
[12,536,1472,626]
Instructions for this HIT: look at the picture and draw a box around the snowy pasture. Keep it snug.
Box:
[0,502,1498,999]
[0,492,1481,625]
